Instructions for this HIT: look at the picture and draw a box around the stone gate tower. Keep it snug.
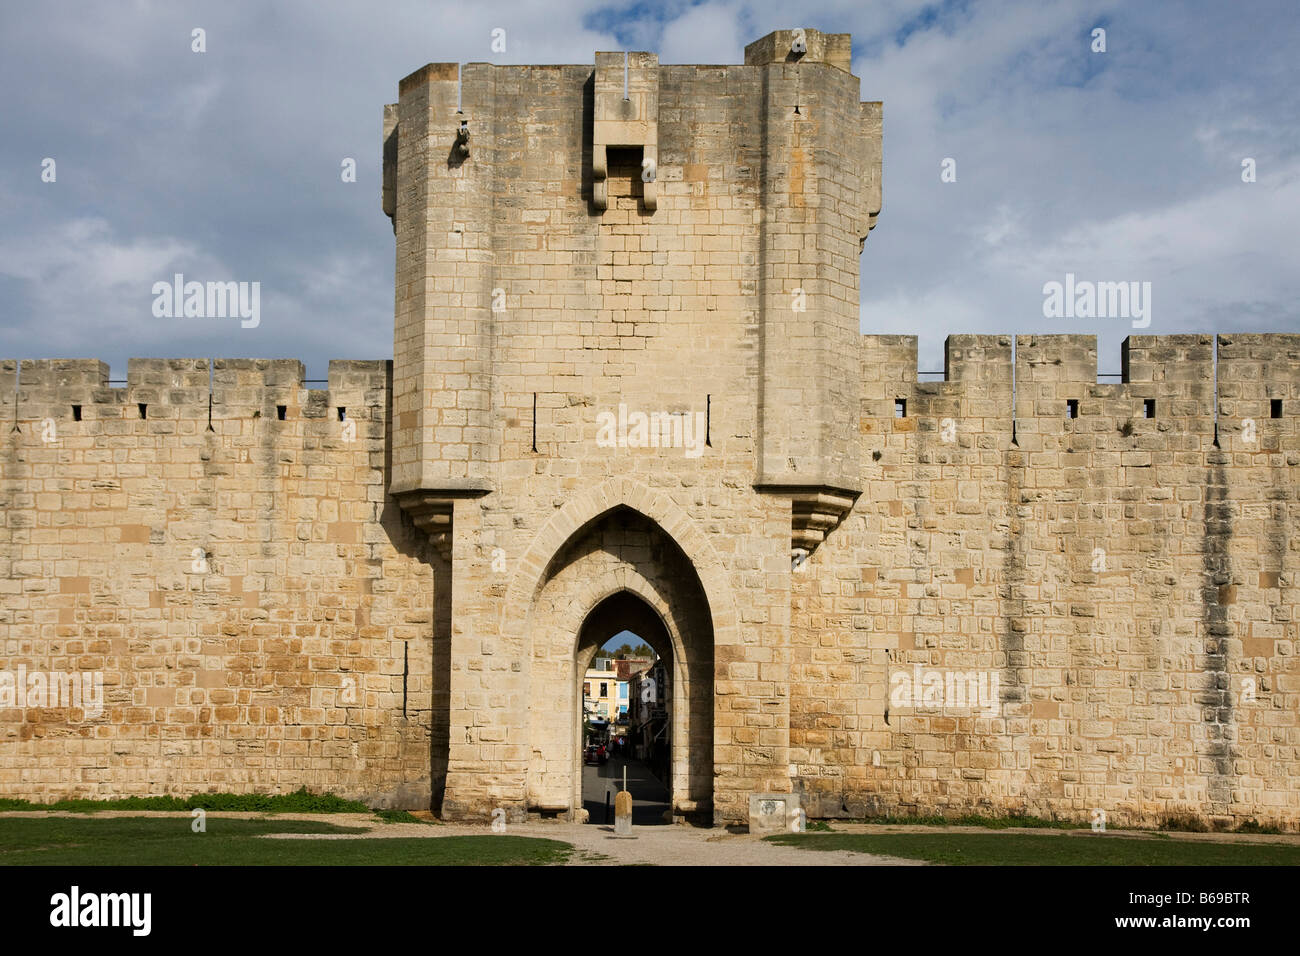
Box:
[382,28,882,822]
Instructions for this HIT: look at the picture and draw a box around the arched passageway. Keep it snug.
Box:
[523,506,714,822]
[576,596,673,823]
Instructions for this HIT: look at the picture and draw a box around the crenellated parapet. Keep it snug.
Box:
[0,357,389,438]
[857,332,1300,466]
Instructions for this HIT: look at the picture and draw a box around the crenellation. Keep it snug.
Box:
[1014,334,1098,415]
[17,358,110,391]
[0,360,17,402]
[944,334,1013,385]
[126,357,211,390]
[1218,333,1300,421]
[860,334,918,419]
[743,29,853,72]
[942,334,1014,428]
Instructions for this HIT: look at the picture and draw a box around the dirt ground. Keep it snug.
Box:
[6,811,1295,865]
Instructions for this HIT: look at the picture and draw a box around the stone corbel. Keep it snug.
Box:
[395,491,454,560]
[764,488,859,568]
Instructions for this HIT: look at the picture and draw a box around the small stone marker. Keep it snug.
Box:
[748,793,800,834]
[613,766,635,838]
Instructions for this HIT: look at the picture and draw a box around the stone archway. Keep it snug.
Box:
[521,505,715,821]
[573,590,675,820]
[502,477,740,651]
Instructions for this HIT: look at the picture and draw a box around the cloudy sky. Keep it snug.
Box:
[1,0,1296,379]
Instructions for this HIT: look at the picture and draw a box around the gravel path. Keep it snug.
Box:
[517,821,925,866]
[0,810,918,865]
[247,815,924,865]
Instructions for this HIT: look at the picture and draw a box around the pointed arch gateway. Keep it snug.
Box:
[507,479,734,821]
[573,590,675,817]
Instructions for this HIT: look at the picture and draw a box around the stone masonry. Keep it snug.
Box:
[1,30,1297,829]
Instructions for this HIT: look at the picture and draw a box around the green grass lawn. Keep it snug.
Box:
[0,816,572,866]
[0,788,371,814]
[766,831,1300,865]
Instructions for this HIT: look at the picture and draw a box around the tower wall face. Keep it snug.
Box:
[389,38,879,502]
[383,34,883,822]
[0,31,1297,830]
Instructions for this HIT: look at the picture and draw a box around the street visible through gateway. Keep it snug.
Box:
[582,755,670,826]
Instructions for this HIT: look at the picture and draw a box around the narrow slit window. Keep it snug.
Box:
[1066,399,1079,419]
[277,405,286,421]
[1143,399,1155,419]
[138,403,148,420]
[72,405,82,421]
[894,398,906,418]
[337,407,346,422]
[1271,398,1283,419]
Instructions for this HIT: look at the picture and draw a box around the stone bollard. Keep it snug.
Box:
[614,790,634,837]
[612,765,635,838]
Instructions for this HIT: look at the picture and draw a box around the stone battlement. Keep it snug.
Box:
[7,333,1299,431]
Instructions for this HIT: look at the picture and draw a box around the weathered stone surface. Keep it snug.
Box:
[614,790,634,836]
[749,792,800,834]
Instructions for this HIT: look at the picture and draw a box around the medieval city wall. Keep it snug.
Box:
[0,357,435,806]
[792,332,1300,829]
[3,332,1296,828]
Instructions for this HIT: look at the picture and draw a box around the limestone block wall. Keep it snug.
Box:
[1213,334,1300,823]
[385,32,879,502]
[0,358,434,805]
[790,333,1300,829]
[747,38,871,493]
[379,31,886,822]
[2,336,1297,828]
